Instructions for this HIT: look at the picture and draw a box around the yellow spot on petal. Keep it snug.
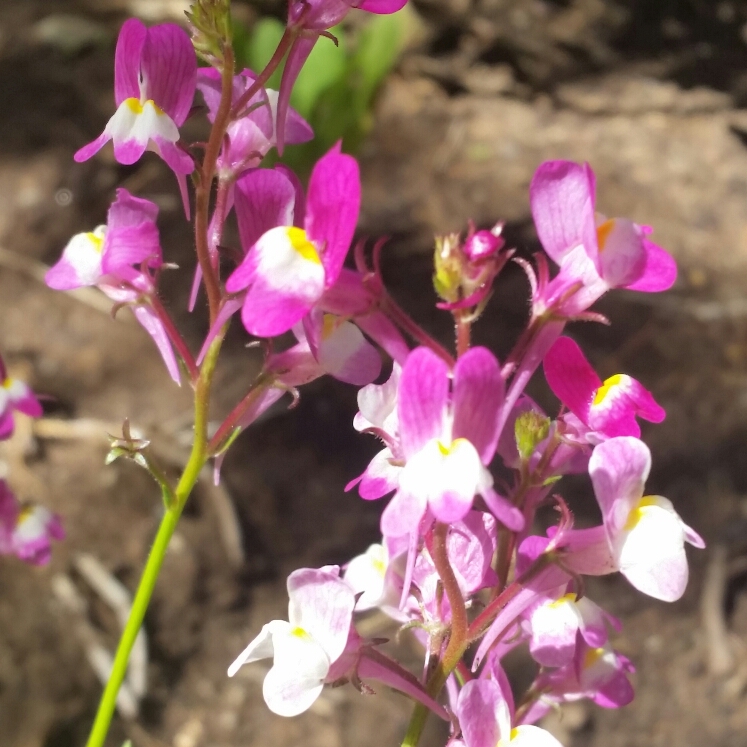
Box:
[624,495,659,531]
[17,506,33,525]
[85,231,105,254]
[125,97,144,114]
[2,378,11,390]
[291,626,312,641]
[125,98,165,116]
[286,227,321,264]
[549,592,578,608]
[592,373,624,406]
[583,646,605,670]
[509,728,520,742]
[321,314,338,340]
[597,218,616,251]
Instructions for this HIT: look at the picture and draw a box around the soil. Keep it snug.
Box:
[2,1,747,746]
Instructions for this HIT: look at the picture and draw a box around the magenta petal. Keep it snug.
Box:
[45,257,84,291]
[284,106,314,146]
[132,305,181,385]
[235,168,297,252]
[452,346,504,462]
[482,488,524,531]
[589,437,650,532]
[530,160,598,266]
[12,389,43,418]
[397,347,449,459]
[357,652,448,719]
[108,188,159,229]
[276,35,318,155]
[155,138,195,175]
[380,488,427,537]
[624,239,677,292]
[140,23,197,125]
[74,133,110,163]
[0,411,13,440]
[196,297,244,365]
[306,146,361,288]
[225,249,258,294]
[112,137,147,166]
[456,680,504,747]
[543,337,600,425]
[355,311,410,365]
[114,18,146,105]
[358,0,408,11]
[240,283,315,338]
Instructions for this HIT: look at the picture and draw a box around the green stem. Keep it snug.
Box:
[85,333,224,747]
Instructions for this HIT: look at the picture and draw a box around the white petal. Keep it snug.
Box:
[227,619,289,676]
[262,626,330,717]
[506,725,563,747]
[617,496,688,602]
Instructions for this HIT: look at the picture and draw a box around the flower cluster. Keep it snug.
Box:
[225,161,701,741]
[0,353,63,565]
[46,6,702,747]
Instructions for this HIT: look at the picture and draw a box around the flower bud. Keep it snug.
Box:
[515,409,551,462]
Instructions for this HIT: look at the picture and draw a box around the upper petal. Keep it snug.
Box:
[305,145,361,287]
[589,436,651,532]
[140,23,197,125]
[452,346,504,463]
[287,567,355,663]
[530,160,598,266]
[235,168,298,253]
[114,18,146,105]
[397,347,449,459]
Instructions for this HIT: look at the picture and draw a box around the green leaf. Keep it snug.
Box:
[290,27,347,119]
[352,11,408,109]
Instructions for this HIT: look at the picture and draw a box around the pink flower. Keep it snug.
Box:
[529,160,677,317]
[225,145,360,338]
[589,437,704,601]
[380,346,522,534]
[543,336,665,441]
[0,481,64,566]
[75,19,196,187]
[46,190,181,384]
[456,677,562,747]
[272,0,408,155]
[197,68,312,178]
[526,586,619,668]
[228,566,356,716]
[267,310,381,387]
[0,355,42,440]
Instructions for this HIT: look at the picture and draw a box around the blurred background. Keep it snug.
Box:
[2,0,747,745]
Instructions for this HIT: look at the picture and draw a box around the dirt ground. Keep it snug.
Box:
[3,0,747,746]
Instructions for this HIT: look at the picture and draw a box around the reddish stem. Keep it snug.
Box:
[430,523,468,667]
[380,294,455,366]
[207,373,275,454]
[195,47,235,324]
[149,293,199,383]
[230,28,297,119]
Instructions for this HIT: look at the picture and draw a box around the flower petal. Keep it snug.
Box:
[530,160,598,266]
[234,168,298,253]
[543,336,600,425]
[624,238,677,292]
[305,145,361,288]
[397,347,449,459]
[287,567,355,664]
[114,18,146,105]
[452,346,504,462]
[589,436,650,533]
[140,23,196,125]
